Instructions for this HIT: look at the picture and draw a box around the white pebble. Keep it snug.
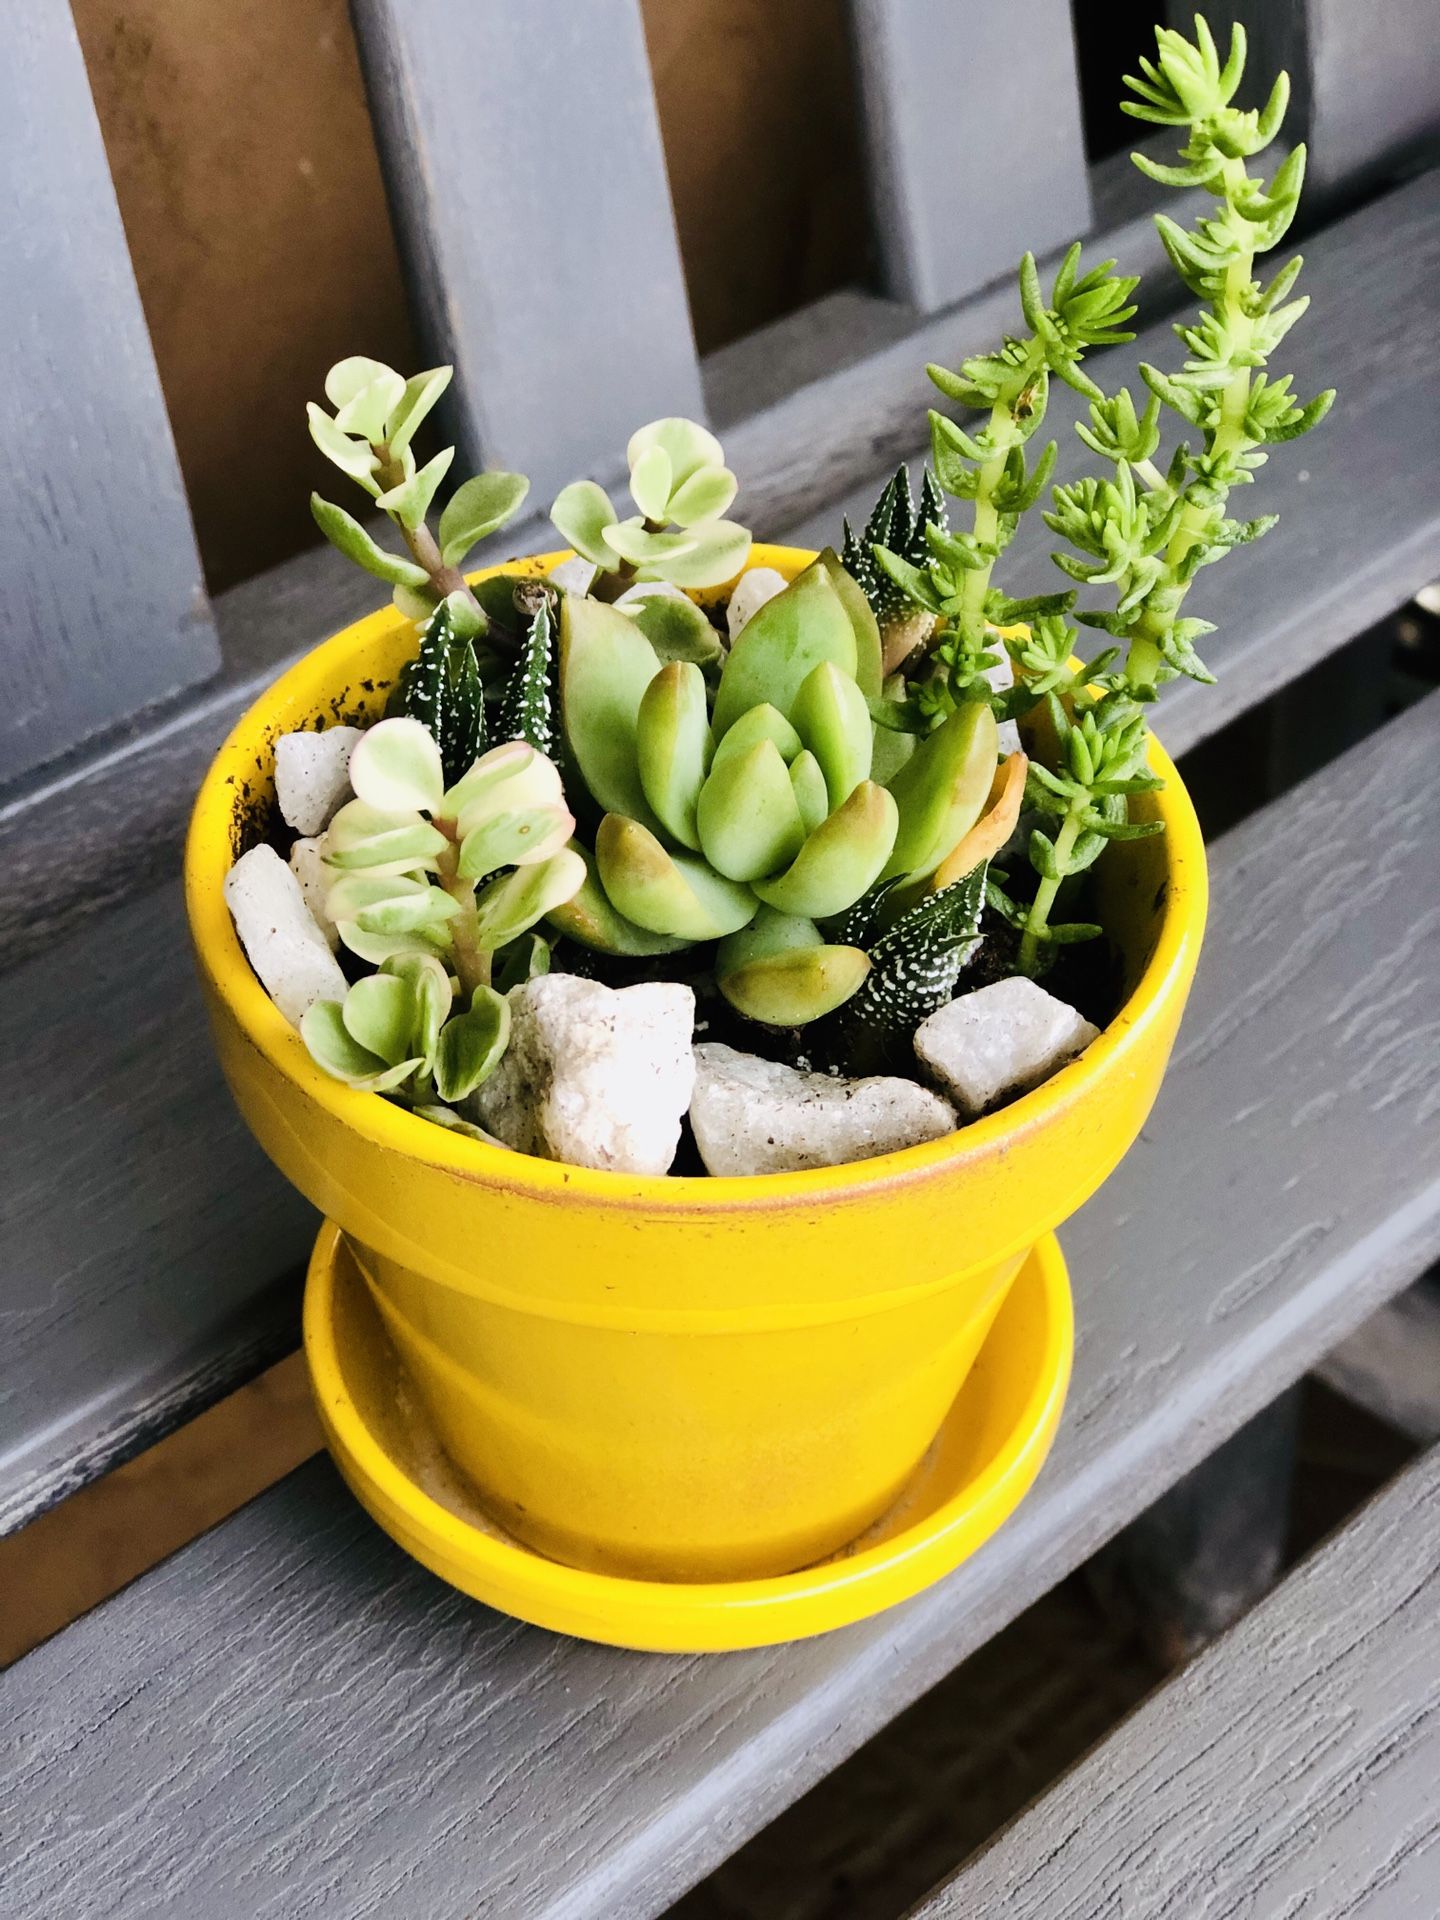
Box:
[547,556,597,596]
[274,726,363,835]
[288,834,338,948]
[726,567,788,639]
[914,977,1099,1117]
[474,975,695,1175]
[689,1043,955,1176]
[224,845,348,1027]
[981,650,1022,757]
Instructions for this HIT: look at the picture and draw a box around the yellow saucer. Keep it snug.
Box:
[303,1223,1073,1653]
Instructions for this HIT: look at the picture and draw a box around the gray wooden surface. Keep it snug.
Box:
[0,3,219,788]
[5,165,1436,974]
[1202,0,1440,199]
[4,690,1437,1918]
[1319,1280,1440,1445]
[913,1444,1440,1920]
[849,0,1091,311]
[0,884,317,1536]
[351,0,703,503]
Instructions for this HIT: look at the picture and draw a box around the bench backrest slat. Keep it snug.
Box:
[350,0,705,500]
[0,5,219,788]
[848,0,1092,312]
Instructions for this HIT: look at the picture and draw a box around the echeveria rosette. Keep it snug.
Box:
[550,417,751,595]
[547,553,1001,1026]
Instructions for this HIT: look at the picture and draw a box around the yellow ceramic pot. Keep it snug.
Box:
[186,547,1207,1583]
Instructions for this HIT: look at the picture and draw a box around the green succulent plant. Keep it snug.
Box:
[307,356,530,638]
[550,418,751,599]
[545,552,999,1025]
[267,11,1332,1150]
[870,13,1331,976]
[323,720,584,996]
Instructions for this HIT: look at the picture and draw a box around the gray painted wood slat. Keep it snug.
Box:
[350,0,703,505]
[4,165,1436,977]
[0,885,317,1535]
[3,689,1438,1919]
[0,3,219,788]
[849,0,1092,312]
[1319,1280,1440,1445]
[1182,0,1440,199]
[913,1444,1440,1919]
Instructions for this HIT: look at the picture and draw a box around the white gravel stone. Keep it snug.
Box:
[224,845,348,1027]
[288,834,338,948]
[689,1043,955,1176]
[548,556,597,596]
[474,975,695,1175]
[726,566,788,639]
[274,725,363,835]
[981,650,1022,757]
[914,977,1100,1117]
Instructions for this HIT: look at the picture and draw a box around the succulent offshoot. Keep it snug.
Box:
[550,417,752,599]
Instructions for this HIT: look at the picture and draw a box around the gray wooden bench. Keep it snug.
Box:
[912,1443,1440,1919]
[3,5,1438,1915]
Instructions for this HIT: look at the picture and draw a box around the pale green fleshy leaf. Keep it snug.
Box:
[600,519,698,567]
[386,366,453,456]
[626,418,724,490]
[666,464,738,526]
[473,847,587,948]
[341,973,416,1065]
[433,985,511,1102]
[310,495,429,587]
[348,717,446,814]
[307,404,381,496]
[438,471,531,566]
[333,368,408,442]
[628,444,673,520]
[551,480,621,570]
[376,446,455,533]
[641,519,750,588]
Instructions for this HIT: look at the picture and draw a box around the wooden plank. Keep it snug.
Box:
[0,884,317,1536]
[849,0,1091,312]
[350,0,703,502]
[0,3,219,787]
[3,690,1437,1917]
[1319,1279,1440,1444]
[791,164,1440,758]
[6,164,1436,974]
[1189,0,1440,200]
[914,1445,1440,1919]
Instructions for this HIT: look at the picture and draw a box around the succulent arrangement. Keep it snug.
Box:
[229,16,1329,1175]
